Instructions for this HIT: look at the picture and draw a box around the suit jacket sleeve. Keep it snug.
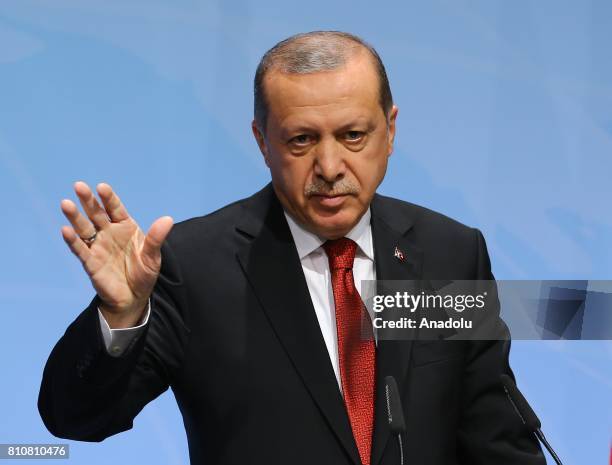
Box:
[456,229,546,464]
[38,239,190,442]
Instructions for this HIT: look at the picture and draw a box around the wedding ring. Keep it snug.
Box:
[81,231,97,245]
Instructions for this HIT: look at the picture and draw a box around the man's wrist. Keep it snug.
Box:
[99,300,149,329]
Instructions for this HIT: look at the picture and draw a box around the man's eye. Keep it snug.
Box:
[345,131,364,141]
[290,134,311,145]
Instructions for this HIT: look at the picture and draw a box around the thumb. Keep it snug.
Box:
[141,216,174,270]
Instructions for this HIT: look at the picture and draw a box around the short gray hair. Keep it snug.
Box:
[254,31,393,132]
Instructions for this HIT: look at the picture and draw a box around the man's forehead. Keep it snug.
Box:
[263,55,380,118]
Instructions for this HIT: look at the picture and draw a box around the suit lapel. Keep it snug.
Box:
[370,194,423,465]
[235,185,362,465]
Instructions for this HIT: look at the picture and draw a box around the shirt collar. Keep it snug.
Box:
[284,207,374,261]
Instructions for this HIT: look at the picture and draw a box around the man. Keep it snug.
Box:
[39,31,545,464]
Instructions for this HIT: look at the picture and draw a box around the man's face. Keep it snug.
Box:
[252,50,398,240]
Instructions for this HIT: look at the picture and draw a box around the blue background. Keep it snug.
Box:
[0,1,610,463]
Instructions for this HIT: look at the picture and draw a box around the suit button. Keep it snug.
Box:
[111,346,122,355]
[75,362,84,378]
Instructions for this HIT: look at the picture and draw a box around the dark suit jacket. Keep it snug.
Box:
[39,183,545,465]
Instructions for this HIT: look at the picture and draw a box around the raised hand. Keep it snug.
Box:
[60,181,173,328]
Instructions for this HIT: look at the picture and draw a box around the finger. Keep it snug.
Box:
[141,216,174,271]
[60,199,97,239]
[74,181,110,230]
[61,225,91,263]
[97,182,130,223]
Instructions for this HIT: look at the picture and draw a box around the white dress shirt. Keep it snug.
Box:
[282,209,377,387]
[98,208,376,388]
[98,300,150,357]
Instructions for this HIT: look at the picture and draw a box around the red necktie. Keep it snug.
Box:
[323,238,376,465]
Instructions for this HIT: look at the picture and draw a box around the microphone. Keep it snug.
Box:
[500,374,564,465]
[384,376,406,465]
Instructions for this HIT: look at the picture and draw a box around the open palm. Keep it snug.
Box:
[60,181,173,327]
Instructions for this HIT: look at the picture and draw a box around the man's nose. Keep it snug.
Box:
[313,138,346,183]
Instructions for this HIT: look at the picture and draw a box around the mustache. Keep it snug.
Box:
[304,179,360,197]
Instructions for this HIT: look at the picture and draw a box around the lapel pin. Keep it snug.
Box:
[394,246,405,262]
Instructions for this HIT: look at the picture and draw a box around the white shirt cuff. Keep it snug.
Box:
[97,299,151,357]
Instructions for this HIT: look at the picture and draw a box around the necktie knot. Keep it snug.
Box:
[323,237,357,270]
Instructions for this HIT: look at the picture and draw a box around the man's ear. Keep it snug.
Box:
[386,105,399,157]
[251,120,271,167]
